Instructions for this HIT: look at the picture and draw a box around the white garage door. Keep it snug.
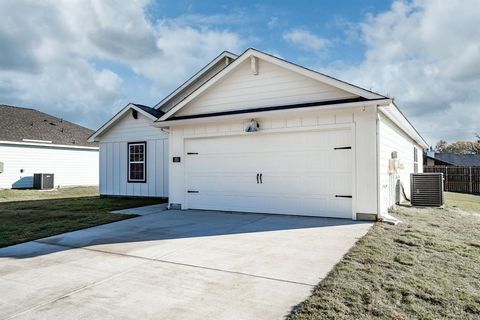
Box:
[185,128,353,218]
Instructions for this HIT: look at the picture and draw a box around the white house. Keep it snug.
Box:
[0,105,99,189]
[90,48,428,220]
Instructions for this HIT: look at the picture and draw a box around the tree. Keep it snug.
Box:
[473,134,480,154]
[435,140,448,152]
[434,136,480,154]
[444,141,476,154]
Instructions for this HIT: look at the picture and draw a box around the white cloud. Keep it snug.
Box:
[144,22,243,88]
[283,29,330,51]
[0,0,244,129]
[332,0,480,144]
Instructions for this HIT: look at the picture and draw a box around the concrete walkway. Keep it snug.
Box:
[0,209,372,320]
[111,203,168,215]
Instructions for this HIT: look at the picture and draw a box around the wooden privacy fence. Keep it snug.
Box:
[423,166,480,194]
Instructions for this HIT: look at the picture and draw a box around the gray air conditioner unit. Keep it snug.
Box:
[33,173,54,190]
[410,173,444,207]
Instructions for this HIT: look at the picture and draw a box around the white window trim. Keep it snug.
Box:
[128,142,147,183]
[414,146,419,173]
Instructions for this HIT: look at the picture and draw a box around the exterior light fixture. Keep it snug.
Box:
[245,119,259,132]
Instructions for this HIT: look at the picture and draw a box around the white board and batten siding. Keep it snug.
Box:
[0,143,98,189]
[378,113,424,214]
[169,106,379,219]
[176,58,358,117]
[98,112,168,197]
[167,56,382,219]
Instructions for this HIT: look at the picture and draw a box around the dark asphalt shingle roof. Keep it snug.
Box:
[430,153,480,166]
[131,103,164,118]
[0,104,98,147]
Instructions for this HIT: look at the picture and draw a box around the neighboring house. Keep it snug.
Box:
[0,105,99,189]
[90,48,428,220]
[424,151,480,166]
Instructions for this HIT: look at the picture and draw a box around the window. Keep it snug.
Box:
[413,147,418,173]
[128,142,146,182]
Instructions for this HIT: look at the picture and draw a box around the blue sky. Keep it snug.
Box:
[91,0,393,105]
[0,0,479,145]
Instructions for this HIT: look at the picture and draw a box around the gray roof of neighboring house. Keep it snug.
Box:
[0,104,98,147]
[427,152,480,166]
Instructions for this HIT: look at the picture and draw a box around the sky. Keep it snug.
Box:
[0,0,479,146]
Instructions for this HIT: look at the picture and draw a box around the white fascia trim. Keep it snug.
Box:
[154,51,238,110]
[0,140,99,150]
[88,103,157,142]
[159,48,385,121]
[154,99,392,127]
[378,103,429,149]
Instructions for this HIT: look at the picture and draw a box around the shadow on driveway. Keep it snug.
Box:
[0,209,370,259]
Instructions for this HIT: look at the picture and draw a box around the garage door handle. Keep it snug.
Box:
[256,173,259,184]
[259,173,263,184]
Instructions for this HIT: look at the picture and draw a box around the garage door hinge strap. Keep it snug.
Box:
[334,146,352,150]
[187,152,199,155]
[187,190,199,193]
[335,195,352,198]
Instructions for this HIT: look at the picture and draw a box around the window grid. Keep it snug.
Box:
[128,142,146,182]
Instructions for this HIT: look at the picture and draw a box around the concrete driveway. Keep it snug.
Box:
[0,209,372,319]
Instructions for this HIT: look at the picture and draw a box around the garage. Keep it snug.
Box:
[184,127,353,218]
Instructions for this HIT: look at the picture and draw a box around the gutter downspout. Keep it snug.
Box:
[376,106,381,221]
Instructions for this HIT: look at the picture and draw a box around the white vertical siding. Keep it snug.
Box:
[378,113,424,214]
[98,112,168,197]
[0,143,98,189]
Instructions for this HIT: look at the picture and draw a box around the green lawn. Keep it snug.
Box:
[288,192,480,320]
[0,187,165,248]
[0,186,102,203]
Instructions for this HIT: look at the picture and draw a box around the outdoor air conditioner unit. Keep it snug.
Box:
[410,173,444,207]
[0,161,3,174]
[33,173,54,190]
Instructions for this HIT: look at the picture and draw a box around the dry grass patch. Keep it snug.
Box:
[288,192,480,320]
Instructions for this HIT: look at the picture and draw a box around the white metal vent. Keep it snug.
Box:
[410,173,444,207]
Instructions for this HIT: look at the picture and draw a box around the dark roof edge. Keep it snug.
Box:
[88,102,163,142]
[131,103,164,118]
[162,97,382,121]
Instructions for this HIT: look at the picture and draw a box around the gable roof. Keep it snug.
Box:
[132,103,164,118]
[88,103,164,142]
[379,102,429,149]
[427,153,480,166]
[154,51,238,112]
[158,48,386,121]
[0,104,98,147]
